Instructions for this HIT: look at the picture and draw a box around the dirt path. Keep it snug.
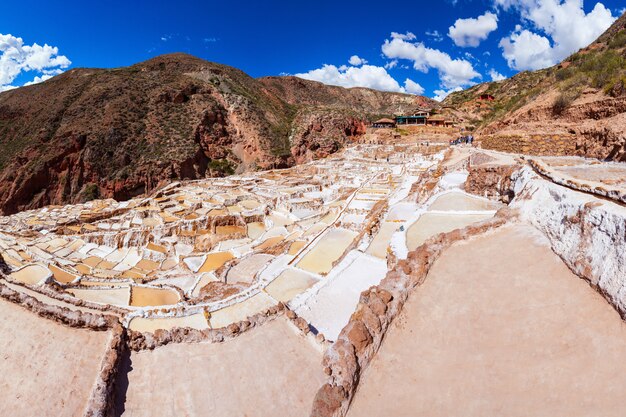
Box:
[348,223,626,417]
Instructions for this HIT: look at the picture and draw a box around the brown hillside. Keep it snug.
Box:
[0,53,431,214]
[444,12,626,161]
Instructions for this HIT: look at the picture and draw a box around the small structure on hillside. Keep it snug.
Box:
[395,108,456,127]
[372,118,396,128]
[395,110,430,126]
[479,93,495,101]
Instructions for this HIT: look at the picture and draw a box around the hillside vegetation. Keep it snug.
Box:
[444,12,626,161]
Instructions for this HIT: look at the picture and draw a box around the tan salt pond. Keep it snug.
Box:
[198,251,234,273]
[406,212,494,251]
[209,292,275,328]
[366,222,400,259]
[427,191,501,212]
[128,313,209,332]
[9,264,51,285]
[49,264,79,284]
[264,269,317,302]
[68,286,131,306]
[254,236,283,251]
[296,228,358,275]
[135,259,161,272]
[288,240,307,255]
[247,222,266,239]
[216,225,246,236]
[130,286,181,307]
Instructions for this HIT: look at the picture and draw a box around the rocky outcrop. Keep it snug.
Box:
[290,110,367,163]
[511,167,626,315]
[466,164,518,202]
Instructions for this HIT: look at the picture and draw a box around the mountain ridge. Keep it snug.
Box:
[0,53,434,215]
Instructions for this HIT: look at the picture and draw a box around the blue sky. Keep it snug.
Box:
[1,0,624,99]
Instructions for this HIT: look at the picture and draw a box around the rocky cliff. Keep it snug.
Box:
[444,12,626,161]
[0,54,433,215]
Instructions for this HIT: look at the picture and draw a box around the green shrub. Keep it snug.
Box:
[82,183,100,201]
[608,30,626,49]
[555,67,573,81]
[552,94,573,115]
[208,158,235,175]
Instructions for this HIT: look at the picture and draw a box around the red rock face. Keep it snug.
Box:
[290,111,368,164]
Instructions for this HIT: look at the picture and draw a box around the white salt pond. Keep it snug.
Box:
[427,191,501,212]
[264,268,318,302]
[366,222,400,259]
[293,251,387,340]
[209,292,275,328]
[406,212,494,251]
[68,286,131,307]
[128,313,209,333]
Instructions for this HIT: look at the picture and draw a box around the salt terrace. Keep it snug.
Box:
[1,143,626,416]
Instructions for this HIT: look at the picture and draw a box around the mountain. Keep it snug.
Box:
[0,53,434,215]
[444,12,626,161]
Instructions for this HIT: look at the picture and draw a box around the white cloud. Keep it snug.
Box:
[23,74,54,86]
[0,33,70,90]
[381,33,481,88]
[384,60,398,69]
[391,32,416,40]
[448,11,499,47]
[425,30,444,42]
[433,86,463,101]
[499,28,555,70]
[489,69,507,81]
[295,64,407,93]
[496,0,616,70]
[348,55,367,66]
[404,78,425,95]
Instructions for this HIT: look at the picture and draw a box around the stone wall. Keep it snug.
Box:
[481,134,576,156]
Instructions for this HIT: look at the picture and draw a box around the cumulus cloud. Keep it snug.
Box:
[499,28,555,70]
[489,69,507,81]
[381,33,481,88]
[433,86,463,101]
[404,78,425,95]
[448,11,499,47]
[0,33,70,91]
[348,55,367,66]
[295,64,407,93]
[496,0,616,70]
[294,62,427,96]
